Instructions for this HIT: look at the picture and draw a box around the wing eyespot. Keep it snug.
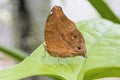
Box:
[75,46,81,51]
[73,35,77,38]
[77,47,81,50]
[70,32,77,39]
[71,35,77,39]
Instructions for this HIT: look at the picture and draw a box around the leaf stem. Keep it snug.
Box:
[0,45,27,61]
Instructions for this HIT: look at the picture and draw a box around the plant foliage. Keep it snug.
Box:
[0,19,120,80]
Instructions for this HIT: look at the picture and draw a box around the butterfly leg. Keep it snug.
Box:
[41,44,47,58]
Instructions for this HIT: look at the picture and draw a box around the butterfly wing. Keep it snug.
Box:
[45,6,86,57]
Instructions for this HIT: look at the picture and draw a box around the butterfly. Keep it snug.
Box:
[44,5,86,58]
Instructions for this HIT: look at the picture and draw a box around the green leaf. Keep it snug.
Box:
[0,19,120,80]
[89,0,120,24]
[76,19,120,80]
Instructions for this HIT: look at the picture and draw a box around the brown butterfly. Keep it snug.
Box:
[44,5,86,58]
